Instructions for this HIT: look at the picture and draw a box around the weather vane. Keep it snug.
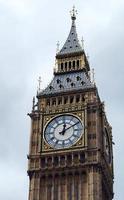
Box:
[70,5,78,19]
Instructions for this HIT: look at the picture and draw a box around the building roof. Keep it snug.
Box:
[39,71,94,96]
[38,8,94,97]
[56,11,83,57]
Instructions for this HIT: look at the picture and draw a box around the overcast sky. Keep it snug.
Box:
[0,0,124,199]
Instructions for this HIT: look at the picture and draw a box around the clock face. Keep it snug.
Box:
[44,114,84,149]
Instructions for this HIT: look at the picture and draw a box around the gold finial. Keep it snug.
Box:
[81,37,84,49]
[70,5,78,20]
[38,76,42,91]
[56,41,60,53]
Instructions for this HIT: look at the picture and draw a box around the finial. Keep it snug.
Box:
[70,5,77,20]
[88,71,91,81]
[92,68,95,85]
[56,41,60,53]
[38,76,42,91]
[54,59,57,73]
[81,37,84,49]
[87,53,90,60]
[32,96,35,111]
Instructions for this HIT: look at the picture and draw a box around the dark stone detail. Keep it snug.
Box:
[49,85,54,90]
[57,79,61,84]
[59,84,64,89]
[71,82,75,87]
[88,133,96,139]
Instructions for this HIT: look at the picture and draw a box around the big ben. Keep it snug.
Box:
[27,7,114,200]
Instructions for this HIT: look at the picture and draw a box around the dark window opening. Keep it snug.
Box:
[80,153,85,163]
[76,95,80,103]
[70,96,74,104]
[47,157,52,167]
[73,61,75,69]
[69,61,71,69]
[77,60,79,67]
[52,98,56,105]
[54,157,59,167]
[58,98,62,105]
[82,96,85,102]
[60,156,65,165]
[46,99,50,106]
[41,157,45,168]
[61,63,63,70]
[64,97,68,104]
[65,62,67,71]
[73,154,78,163]
[67,155,72,165]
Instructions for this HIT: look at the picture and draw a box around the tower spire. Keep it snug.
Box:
[70,5,77,21]
[56,6,82,58]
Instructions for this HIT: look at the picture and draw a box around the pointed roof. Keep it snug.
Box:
[56,7,83,58]
[39,71,94,97]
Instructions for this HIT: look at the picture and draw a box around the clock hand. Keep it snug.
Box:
[59,121,79,135]
[64,121,80,132]
[59,124,66,135]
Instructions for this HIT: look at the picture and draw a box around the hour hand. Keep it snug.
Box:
[59,124,66,135]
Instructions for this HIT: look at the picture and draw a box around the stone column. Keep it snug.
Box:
[88,167,94,200]
[88,167,102,200]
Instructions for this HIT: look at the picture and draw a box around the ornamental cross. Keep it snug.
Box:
[70,5,78,18]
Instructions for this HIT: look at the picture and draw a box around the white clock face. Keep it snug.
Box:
[44,114,84,149]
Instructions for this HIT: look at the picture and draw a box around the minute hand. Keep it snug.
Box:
[64,121,79,132]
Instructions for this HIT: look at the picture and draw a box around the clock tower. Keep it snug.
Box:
[28,7,114,200]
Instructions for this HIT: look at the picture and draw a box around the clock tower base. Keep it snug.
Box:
[28,152,111,200]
